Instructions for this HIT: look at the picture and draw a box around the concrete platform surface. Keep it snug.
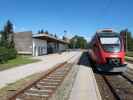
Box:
[69,65,102,100]
[0,51,82,89]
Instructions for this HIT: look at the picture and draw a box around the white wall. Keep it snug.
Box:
[59,43,67,51]
[32,38,68,56]
[32,38,47,56]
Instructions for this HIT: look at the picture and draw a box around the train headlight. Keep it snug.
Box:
[108,58,120,66]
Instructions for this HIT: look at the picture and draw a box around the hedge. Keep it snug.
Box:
[0,47,17,63]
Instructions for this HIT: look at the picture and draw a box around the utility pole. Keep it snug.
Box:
[121,29,128,52]
[126,31,128,52]
[125,29,128,52]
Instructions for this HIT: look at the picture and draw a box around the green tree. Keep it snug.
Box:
[121,29,133,51]
[54,34,57,38]
[38,30,41,34]
[45,30,49,34]
[69,35,87,49]
[0,31,9,47]
[62,36,66,40]
[0,20,17,63]
[126,31,133,51]
[40,29,44,33]
[2,20,14,48]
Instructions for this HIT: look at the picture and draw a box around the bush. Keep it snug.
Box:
[0,47,8,63]
[7,48,17,60]
[0,47,17,63]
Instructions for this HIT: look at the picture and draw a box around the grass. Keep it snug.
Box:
[125,56,133,62]
[125,57,130,61]
[0,55,40,71]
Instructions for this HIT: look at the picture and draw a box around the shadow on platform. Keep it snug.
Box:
[77,52,120,75]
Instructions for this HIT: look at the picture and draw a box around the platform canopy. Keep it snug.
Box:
[32,33,69,44]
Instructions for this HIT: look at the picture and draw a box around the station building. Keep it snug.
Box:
[14,31,69,56]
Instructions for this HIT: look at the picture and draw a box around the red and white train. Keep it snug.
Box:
[89,29,127,72]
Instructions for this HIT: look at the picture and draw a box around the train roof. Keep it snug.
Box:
[96,28,114,33]
[96,29,119,37]
[97,32,120,37]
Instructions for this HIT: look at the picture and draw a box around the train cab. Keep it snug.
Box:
[89,29,127,72]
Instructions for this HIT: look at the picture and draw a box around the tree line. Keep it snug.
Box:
[69,35,88,49]
[120,29,133,51]
[69,29,133,51]
[127,31,133,51]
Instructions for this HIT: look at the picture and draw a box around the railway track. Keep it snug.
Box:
[102,74,133,100]
[8,55,77,100]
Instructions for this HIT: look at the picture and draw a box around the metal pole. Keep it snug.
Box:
[126,31,128,52]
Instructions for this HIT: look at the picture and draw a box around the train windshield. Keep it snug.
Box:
[99,36,121,52]
[100,37,120,44]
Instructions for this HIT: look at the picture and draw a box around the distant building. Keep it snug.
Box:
[14,31,33,55]
[14,31,69,56]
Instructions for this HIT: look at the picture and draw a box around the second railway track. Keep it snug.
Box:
[95,61,133,100]
[8,55,78,100]
[102,73,133,100]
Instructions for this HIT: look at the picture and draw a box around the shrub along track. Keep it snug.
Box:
[103,73,133,100]
[8,55,77,100]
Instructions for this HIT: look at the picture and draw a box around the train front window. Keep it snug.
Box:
[100,37,120,44]
[100,37,121,52]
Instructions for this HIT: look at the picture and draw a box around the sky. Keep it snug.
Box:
[0,0,133,41]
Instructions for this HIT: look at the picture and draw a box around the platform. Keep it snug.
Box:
[0,51,82,89]
[69,65,102,100]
